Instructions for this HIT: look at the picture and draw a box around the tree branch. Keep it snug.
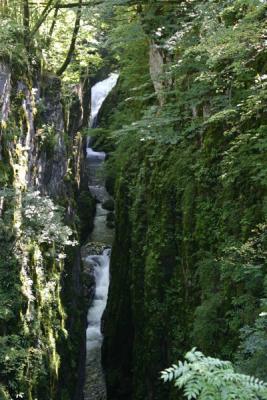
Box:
[49,5,59,36]
[54,0,138,8]
[30,0,60,36]
[56,0,82,75]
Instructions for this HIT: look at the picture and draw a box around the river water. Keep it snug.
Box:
[83,73,118,400]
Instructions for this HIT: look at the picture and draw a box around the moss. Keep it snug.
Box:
[104,117,267,399]
[0,384,12,399]
[0,158,13,185]
[106,212,115,223]
[77,190,96,242]
[0,51,91,400]
[37,125,58,158]
[102,178,134,400]
[102,198,115,212]
[105,173,116,196]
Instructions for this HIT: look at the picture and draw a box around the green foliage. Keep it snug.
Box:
[0,3,98,397]
[98,14,154,134]
[236,315,267,381]
[22,190,76,248]
[0,0,112,82]
[44,6,105,83]
[105,0,267,145]
[77,190,96,242]
[0,18,28,70]
[0,384,11,400]
[1,0,267,399]
[161,348,267,400]
[101,1,267,400]
[0,188,76,399]
[37,124,58,157]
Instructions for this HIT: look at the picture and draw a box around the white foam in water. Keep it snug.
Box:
[84,74,118,396]
[90,73,119,124]
[86,147,106,160]
[86,73,119,157]
[86,250,110,352]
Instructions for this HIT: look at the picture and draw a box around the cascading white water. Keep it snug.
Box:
[86,72,119,155]
[90,73,119,127]
[83,247,110,400]
[86,73,119,204]
[83,73,118,400]
[86,249,110,354]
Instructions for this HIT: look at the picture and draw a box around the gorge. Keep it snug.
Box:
[83,74,118,400]
[0,1,267,400]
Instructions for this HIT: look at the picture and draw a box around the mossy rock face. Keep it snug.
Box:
[82,241,108,256]
[89,130,115,154]
[106,221,115,229]
[105,175,116,196]
[102,199,115,212]
[77,191,96,242]
[106,211,115,229]
[103,119,267,400]
[0,385,11,400]
[102,178,134,400]
[0,60,90,400]
[106,212,115,223]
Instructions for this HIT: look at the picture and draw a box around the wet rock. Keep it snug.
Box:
[102,199,114,211]
[84,347,107,400]
[0,63,11,130]
[105,175,115,196]
[106,221,115,229]
[106,212,115,223]
[82,241,110,256]
[77,191,96,243]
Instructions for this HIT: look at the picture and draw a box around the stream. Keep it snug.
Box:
[83,73,118,400]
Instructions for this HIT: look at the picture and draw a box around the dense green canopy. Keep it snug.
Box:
[0,0,266,399]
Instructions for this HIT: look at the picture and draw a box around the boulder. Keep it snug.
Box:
[102,198,115,211]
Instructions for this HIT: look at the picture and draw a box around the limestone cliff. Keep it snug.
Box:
[0,61,93,400]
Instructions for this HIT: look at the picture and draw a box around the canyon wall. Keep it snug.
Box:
[0,62,94,400]
[102,3,267,400]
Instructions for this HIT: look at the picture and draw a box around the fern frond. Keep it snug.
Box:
[161,348,267,400]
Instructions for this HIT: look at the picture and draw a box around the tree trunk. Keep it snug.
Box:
[56,0,82,76]
[30,0,55,36]
[49,6,59,37]
[23,0,30,47]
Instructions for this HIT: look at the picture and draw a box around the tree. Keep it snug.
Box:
[56,0,83,75]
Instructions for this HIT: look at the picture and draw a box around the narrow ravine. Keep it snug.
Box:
[84,249,110,400]
[82,73,118,400]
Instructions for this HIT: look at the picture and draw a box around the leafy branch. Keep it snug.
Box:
[161,348,267,400]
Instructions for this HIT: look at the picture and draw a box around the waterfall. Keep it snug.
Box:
[83,250,110,400]
[86,73,119,150]
[90,73,119,128]
[86,249,110,354]
[83,73,118,400]
[86,73,118,204]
